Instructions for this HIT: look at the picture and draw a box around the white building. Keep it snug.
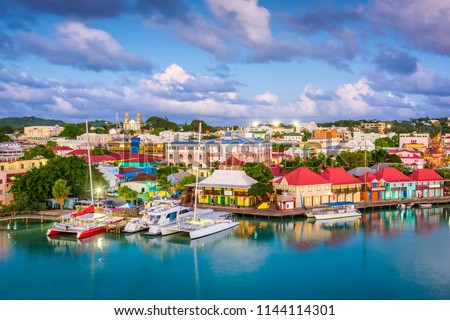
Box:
[353,131,396,144]
[98,164,120,191]
[399,133,429,148]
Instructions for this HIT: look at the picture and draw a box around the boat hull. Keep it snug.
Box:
[188,221,240,239]
[313,212,361,220]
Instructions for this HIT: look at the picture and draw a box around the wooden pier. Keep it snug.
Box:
[197,196,450,219]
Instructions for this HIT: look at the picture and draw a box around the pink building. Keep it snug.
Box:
[273,167,332,207]
[388,149,425,169]
[409,169,445,198]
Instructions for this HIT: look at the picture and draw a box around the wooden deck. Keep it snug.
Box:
[197,196,450,219]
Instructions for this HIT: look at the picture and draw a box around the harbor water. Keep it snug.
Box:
[1,205,450,300]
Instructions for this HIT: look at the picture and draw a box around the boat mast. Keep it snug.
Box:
[86,120,94,205]
[193,123,202,219]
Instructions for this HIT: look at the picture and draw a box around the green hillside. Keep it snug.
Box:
[0,116,65,129]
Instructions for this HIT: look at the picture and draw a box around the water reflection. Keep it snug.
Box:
[3,206,449,257]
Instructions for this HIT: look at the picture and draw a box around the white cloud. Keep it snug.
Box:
[19,21,152,72]
[254,91,278,104]
[206,0,272,44]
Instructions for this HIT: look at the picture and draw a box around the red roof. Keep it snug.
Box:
[374,167,412,182]
[269,164,286,177]
[221,156,245,166]
[275,166,330,186]
[359,172,377,183]
[320,167,362,185]
[409,169,445,181]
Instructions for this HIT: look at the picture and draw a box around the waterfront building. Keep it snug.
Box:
[388,148,425,169]
[273,167,332,208]
[320,167,363,202]
[189,170,257,207]
[0,171,13,206]
[409,169,445,198]
[373,167,416,200]
[276,192,295,211]
[399,133,429,149]
[359,172,386,201]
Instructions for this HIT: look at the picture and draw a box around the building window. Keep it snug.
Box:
[308,186,312,192]
[317,185,321,191]
[299,186,303,192]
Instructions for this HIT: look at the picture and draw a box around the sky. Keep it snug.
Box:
[0,0,449,126]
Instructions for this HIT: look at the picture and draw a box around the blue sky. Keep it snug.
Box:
[0,0,449,125]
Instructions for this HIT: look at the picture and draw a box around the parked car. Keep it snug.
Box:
[106,191,118,197]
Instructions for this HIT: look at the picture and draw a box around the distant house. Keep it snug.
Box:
[50,146,74,157]
[219,156,245,170]
[409,169,445,198]
[388,149,425,169]
[283,132,303,141]
[273,167,332,207]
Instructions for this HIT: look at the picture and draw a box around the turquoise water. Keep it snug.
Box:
[1,206,450,300]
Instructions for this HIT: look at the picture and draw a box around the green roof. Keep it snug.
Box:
[284,132,303,136]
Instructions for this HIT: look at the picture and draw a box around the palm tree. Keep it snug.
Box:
[156,176,173,197]
[52,179,71,209]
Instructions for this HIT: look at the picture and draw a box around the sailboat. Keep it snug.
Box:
[161,123,239,239]
[46,120,126,239]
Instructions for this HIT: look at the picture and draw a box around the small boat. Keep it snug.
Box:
[311,202,361,220]
[397,202,414,209]
[418,203,432,208]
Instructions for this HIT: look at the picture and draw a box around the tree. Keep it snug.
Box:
[11,156,95,210]
[52,179,71,209]
[242,163,274,184]
[21,145,55,160]
[92,148,112,155]
[301,130,312,142]
[177,174,196,194]
[58,124,84,139]
[156,176,173,197]
[46,140,57,147]
[118,186,138,203]
[156,165,179,180]
[145,116,179,131]
[248,182,274,202]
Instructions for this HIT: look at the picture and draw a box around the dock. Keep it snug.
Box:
[196,196,450,219]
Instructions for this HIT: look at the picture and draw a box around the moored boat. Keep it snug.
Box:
[311,202,361,220]
[418,203,432,208]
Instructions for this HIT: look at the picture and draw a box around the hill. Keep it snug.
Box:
[0,116,65,129]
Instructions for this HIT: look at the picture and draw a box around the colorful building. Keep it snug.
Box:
[320,167,363,202]
[190,170,257,207]
[273,167,332,207]
[359,172,386,201]
[373,167,416,200]
[409,169,445,198]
